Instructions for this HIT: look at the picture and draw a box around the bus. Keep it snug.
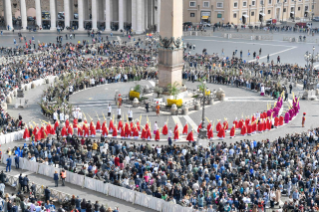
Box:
[42,11,50,20]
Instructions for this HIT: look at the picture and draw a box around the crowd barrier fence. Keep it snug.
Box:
[1,154,193,212]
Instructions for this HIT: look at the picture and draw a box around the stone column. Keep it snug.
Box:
[136,0,144,34]
[144,0,148,29]
[64,0,70,28]
[118,0,124,30]
[35,0,42,27]
[105,0,111,31]
[91,0,98,30]
[131,0,136,31]
[157,0,161,32]
[20,0,27,30]
[50,0,57,30]
[150,0,154,28]
[5,0,13,30]
[78,0,84,30]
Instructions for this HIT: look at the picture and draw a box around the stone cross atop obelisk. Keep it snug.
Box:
[157,0,184,88]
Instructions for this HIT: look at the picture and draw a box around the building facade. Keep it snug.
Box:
[1,0,160,33]
[183,0,319,26]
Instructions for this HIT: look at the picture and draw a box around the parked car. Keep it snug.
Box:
[202,23,211,27]
[27,16,34,21]
[183,22,193,27]
[312,17,319,22]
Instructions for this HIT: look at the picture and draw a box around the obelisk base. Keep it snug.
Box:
[158,48,184,88]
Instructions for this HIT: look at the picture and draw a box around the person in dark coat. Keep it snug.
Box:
[44,186,51,202]
[0,171,6,184]
[94,201,100,212]
[23,175,29,192]
[53,171,59,187]
[14,155,19,169]
[18,174,23,191]
[6,156,12,172]
[86,200,92,212]
[81,199,87,211]
[75,196,81,211]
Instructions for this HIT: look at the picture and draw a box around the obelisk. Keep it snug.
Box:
[157,0,183,88]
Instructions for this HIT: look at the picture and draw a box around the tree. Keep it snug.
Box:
[167,82,180,99]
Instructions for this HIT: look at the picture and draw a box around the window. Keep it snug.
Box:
[190,13,195,17]
[217,2,223,8]
[260,0,264,4]
[203,2,209,7]
[234,2,238,7]
[217,13,222,18]
[298,7,300,11]
[252,1,256,5]
[283,8,286,12]
[284,0,287,2]
[268,9,271,14]
[233,13,237,18]
[251,11,255,16]
[305,6,308,11]
[312,5,314,9]
[189,1,196,7]
[277,0,280,3]
[290,7,293,12]
[243,2,247,7]
[268,0,272,4]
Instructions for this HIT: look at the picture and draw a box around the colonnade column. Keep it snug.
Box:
[150,0,154,29]
[5,0,13,30]
[64,0,70,28]
[78,0,84,30]
[91,0,98,30]
[50,0,57,30]
[136,0,144,34]
[105,0,111,31]
[20,0,27,30]
[118,0,124,31]
[131,0,136,32]
[145,0,148,29]
[35,0,42,27]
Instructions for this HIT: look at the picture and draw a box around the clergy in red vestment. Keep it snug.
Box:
[162,122,168,135]
[230,125,235,138]
[96,120,101,132]
[186,130,194,142]
[182,123,188,135]
[23,127,30,141]
[240,124,247,136]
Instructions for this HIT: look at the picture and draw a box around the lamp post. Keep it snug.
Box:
[304,46,319,89]
[249,5,251,26]
[198,81,207,141]
[260,0,264,27]
[312,0,315,20]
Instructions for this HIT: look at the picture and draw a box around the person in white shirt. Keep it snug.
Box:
[53,111,58,122]
[108,104,112,117]
[69,85,73,94]
[59,112,64,122]
[117,107,121,120]
[128,109,133,122]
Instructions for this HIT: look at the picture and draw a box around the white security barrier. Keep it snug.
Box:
[1,154,194,212]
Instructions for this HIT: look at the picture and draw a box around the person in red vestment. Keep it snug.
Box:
[247,123,252,135]
[83,125,89,137]
[90,123,96,137]
[207,126,214,140]
[274,117,279,127]
[240,124,246,136]
[182,123,188,135]
[109,120,114,133]
[146,128,152,140]
[206,121,212,132]
[197,122,202,133]
[141,128,146,140]
[96,120,101,133]
[174,129,179,141]
[223,120,228,131]
[145,123,149,131]
[77,126,83,137]
[217,126,225,139]
[65,119,69,129]
[233,118,238,129]
[114,155,120,167]
[112,125,118,137]
[136,120,141,131]
[54,120,59,131]
[118,120,123,131]
[46,124,52,135]
[68,124,73,136]
[186,130,194,142]
[121,127,126,138]
[155,129,160,141]
[251,115,256,123]
[73,118,78,129]
[61,125,67,137]
[216,121,222,132]
[230,125,235,138]
[23,127,30,141]
[279,116,284,126]
[33,126,38,142]
[162,122,168,135]
[174,124,178,133]
[252,121,257,134]
[102,123,108,137]
[238,119,244,129]
[50,125,56,135]
[245,118,250,127]
[133,126,139,139]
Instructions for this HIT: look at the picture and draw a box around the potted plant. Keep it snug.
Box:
[166,82,183,107]
[129,84,141,100]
